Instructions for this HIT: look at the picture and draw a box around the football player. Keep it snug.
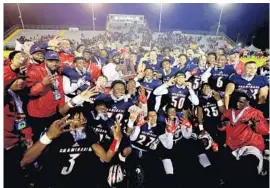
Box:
[20,110,123,188]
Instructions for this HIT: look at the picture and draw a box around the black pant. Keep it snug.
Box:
[28,113,62,141]
[220,147,260,188]
[172,139,203,188]
[4,144,28,188]
[128,150,165,188]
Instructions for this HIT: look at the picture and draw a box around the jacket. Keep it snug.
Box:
[26,64,65,118]
[221,107,269,152]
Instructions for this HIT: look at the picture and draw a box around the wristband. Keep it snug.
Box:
[109,139,121,152]
[217,100,224,107]
[127,119,134,129]
[39,133,52,145]
[67,100,75,108]
[72,94,83,104]
[199,124,204,131]
[138,95,147,104]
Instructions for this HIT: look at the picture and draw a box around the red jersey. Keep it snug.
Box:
[221,107,269,152]
[26,64,65,118]
[86,63,102,82]
[59,51,74,67]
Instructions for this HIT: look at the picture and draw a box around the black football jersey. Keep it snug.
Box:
[35,128,101,188]
[199,96,221,134]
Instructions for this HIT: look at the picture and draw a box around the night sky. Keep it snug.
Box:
[4,3,269,49]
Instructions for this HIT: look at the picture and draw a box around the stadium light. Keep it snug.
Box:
[216,3,228,36]
[238,43,242,47]
[91,3,96,31]
[17,3,25,30]
[158,3,163,32]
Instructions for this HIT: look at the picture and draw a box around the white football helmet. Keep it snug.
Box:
[107,164,125,187]
[198,131,213,150]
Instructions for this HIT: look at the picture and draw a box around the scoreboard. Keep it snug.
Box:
[108,14,144,24]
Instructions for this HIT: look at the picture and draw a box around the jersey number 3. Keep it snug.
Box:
[61,153,81,175]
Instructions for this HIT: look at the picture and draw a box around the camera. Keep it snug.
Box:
[14,119,27,131]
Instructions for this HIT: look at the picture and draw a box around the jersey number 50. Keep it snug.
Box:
[172,96,185,109]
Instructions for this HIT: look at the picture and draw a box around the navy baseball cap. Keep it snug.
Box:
[30,44,44,55]
[175,71,186,77]
[230,48,240,54]
[228,50,235,55]
[38,42,48,50]
[83,48,92,54]
[45,51,59,60]
[112,52,120,57]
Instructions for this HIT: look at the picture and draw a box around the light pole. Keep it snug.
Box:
[91,3,96,31]
[158,3,163,32]
[251,33,256,45]
[236,33,240,43]
[244,35,248,46]
[17,3,25,30]
[216,3,225,36]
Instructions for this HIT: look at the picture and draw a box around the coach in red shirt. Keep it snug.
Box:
[218,91,269,188]
[26,51,70,140]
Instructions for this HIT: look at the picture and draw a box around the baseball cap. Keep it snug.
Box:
[175,71,186,77]
[45,51,59,60]
[38,42,48,50]
[112,52,120,57]
[83,48,92,54]
[30,44,44,55]
[228,50,235,55]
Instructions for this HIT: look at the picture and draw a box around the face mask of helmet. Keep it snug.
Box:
[107,164,125,187]
[198,132,213,150]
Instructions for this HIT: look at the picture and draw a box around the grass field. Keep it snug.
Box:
[3,50,267,67]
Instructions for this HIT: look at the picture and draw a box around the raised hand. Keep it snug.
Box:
[166,77,175,87]
[212,90,221,101]
[42,74,58,86]
[136,113,145,127]
[138,86,147,104]
[46,114,71,140]
[165,118,177,134]
[136,71,145,79]
[19,65,27,74]
[112,120,122,141]
[48,36,61,47]
[180,117,192,128]
[242,117,259,131]
[70,112,87,128]
[10,79,26,91]
[185,82,192,90]
[129,109,139,123]
[80,87,99,102]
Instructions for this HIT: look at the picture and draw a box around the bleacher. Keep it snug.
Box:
[65,30,105,43]
[4,14,235,52]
